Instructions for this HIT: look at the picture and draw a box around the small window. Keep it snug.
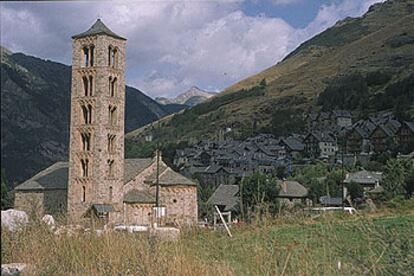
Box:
[173,199,177,203]
[107,159,114,177]
[110,77,117,97]
[81,159,89,177]
[111,49,116,67]
[108,46,112,66]
[81,105,88,124]
[83,47,89,67]
[89,76,93,96]
[109,186,113,201]
[89,45,95,67]
[107,134,116,153]
[82,186,86,202]
[109,106,117,126]
[81,132,91,151]
[82,76,89,96]
[87,104,93,124]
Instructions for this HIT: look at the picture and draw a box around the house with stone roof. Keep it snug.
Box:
[344,170,383,195]
[208,184,240,213]
[14,19,197,226]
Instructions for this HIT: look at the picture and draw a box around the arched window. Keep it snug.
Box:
[82,76,88,96]
[81,158,89,177]
[108,46,112,66]
[90,45,95,67]
[81,132,91,151]
[109,186,113,201]
[83,47,89,67]
[109,105,117,126]
[111,49,116,67]
[89,76,93,96]
[107,134,116,153]
[87,104,93,124]
[110,77,117,97]
[107,159,114,177]
[81,105,88,124]
[82,186,86,202]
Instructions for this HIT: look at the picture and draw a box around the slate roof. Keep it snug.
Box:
[124,158,153,183]
[16,158,154,191]
[304,132,336,143]
[145,167,196,186]
[123,189,155,204]
[277,180,308,198]
[91,204,115,213]
[208,184,240,212]
[350,120,376,138]
[14,162,68,191]
[72,19,126,40]
[344,170,382,185]
[400,121,414,133]
[279,136,304,151]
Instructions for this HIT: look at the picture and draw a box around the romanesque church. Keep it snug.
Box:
[14,19,197,226]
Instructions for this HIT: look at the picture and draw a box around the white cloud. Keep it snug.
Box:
[0,0,384,98]
[271,0,302,6]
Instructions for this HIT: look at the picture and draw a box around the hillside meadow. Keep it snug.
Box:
[2,208,414,275]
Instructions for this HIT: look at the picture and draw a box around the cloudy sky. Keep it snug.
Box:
[0,0,383,98]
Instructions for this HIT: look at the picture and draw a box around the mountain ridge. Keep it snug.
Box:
[156,86,216,106]
[126,0,414,145]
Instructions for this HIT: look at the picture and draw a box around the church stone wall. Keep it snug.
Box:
[157,186,198,226]
[124,203,154,225]
[15,190,67,219]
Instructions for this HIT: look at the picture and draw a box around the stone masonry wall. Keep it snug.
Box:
[14,190,67,219]
[68,33,126,224]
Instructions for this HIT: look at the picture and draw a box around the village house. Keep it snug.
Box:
[396,121,414,153]
[344,170,383,193]
[369,120,400,153]
[303,132,337,158]
[14,19,197,226]
[276,180,308,206]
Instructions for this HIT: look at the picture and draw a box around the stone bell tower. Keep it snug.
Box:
[67,19,126,222]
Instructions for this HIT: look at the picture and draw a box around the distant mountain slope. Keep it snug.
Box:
[156,86,216,107]
[127,0,414,144]
[0,50,172,184]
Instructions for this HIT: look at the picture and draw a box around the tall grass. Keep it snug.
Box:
[2,213,413,275]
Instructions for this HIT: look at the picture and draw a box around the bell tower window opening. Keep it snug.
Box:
[82,76,88,96]
[107,160,115,177]
[81,158,89,177]
[89,76,94,96]
[108,46,112,66]
[81,104,93,124]
[111,49,116,68]
[89,45,95,67]
[109,105,117,126]
[108,134,116,153]
[81,132,91,151]
[82,186,86,202]
[83,47,89,67]
[87,104,92,124]
[110,77,117,97]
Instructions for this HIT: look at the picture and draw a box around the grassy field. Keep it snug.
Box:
[2,212,413,275]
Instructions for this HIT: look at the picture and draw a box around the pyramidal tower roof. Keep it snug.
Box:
[72,19,126,40]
